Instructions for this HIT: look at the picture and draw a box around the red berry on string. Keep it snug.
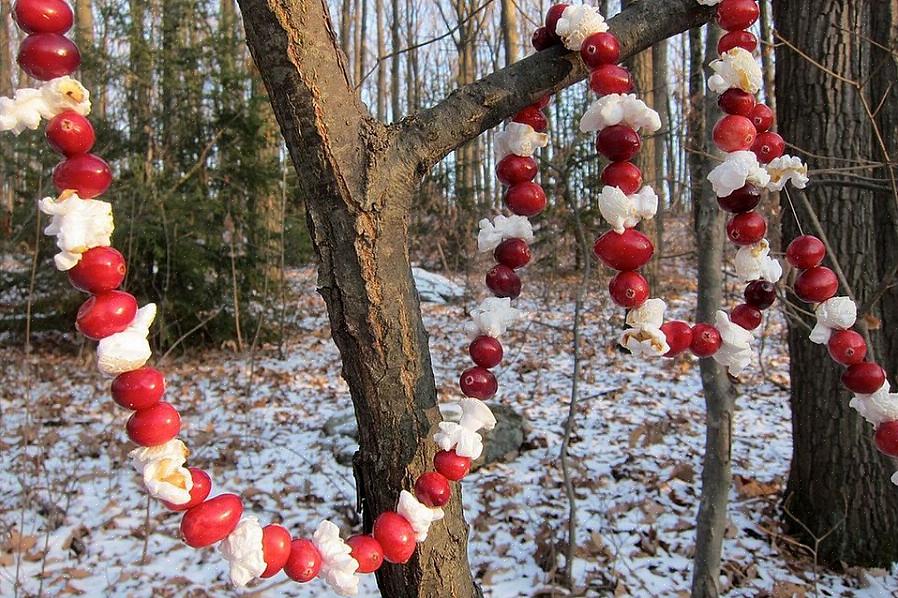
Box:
[346,535,384,574]
[601,161,643,195]
[126,401,180,446]
[284,538,322,582]
[532,27,554,51]
[494,238,532,270]
[794,266,839,303]
[786,235,826,269]
[373,512,417,564]
[726,211,767,246]
[433,450,472,481]
[597,125,642,162]
[875,421,898,457]
[469,335,503,369]
[111,367,165,410]
[690,323,722,357]
[589,64,634,96]
[744,280,777,309]
[486,264,522,299]
[13,0,74,34]
[718,88,756,117]
[660,321,693,357]
[580,32,621,68]
[730,303,763,330]
[496,155,538,186]
[46,111,95,156]
[76,290,138,340]
[827,330,867,366]
[513,106,548,132]
[716,0,760,31]
[67,246,126,293]
[842,363,886,394]
[717,184,761,213]
[180,494,243,548]
[260,524,293,578]
[17,33,80,80]
[533,95,552,110]
[504,182,547,217]
[53,154,113,198]
[751,131,785,163]
[593,228,654,271]
[718,30,758,55]
[414,472,451,508]
[608,271,650,309]
[162,468,212,511]
[545,3,569,39]
[750,104,775,133]
[713,115,757,152]
[459,366,498,399]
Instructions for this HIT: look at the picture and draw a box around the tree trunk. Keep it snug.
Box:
[500,0,518,67]
[775,0,898,566]
[652,38,668,266]
[376,0,386,120]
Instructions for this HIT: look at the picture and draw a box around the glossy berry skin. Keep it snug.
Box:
[180,494,243,548]
[494,238,531,270]
[162,468,212,511]
[111,367,165,410]
[601,161,642,195]
[690,324,722,357]
[589,64,633,96]
[17,33,80,80]
[433,450,471,481]
[496,155,538,186]
[459,366,498,399]
[486,264,522,299]
[750,104,775,133]
[532,95,552,110]
[13,0,74,34]
[744,280,777,309]
[597,125,641,162]
[513,106,547,132]
[713,115,756,152]
[875,421,898,457]
[373,512,417,564]
[718,88,755,117]
[504,182,546,217]
[76,290,138,340]
[827,330,867,366]
[53,154,113,198]
[414,472,451,508]
[718,184,761,214]
[46,111,95,156]
[67,246,126,293]
[608,271,649,309]
[284,539,321,582]
[726,211,767,246]
[716,0,760,31]
[593,228,654,272]
[786,235,826,269]
[730,303,762,330]
[661,321,693,357]
[794,266,839,303]
[751,131,785,164]
[260,525,293,578]
[842,363,886,395]
[580,32,620,68]
[469,336,503,369]
[126,402,180,447]
[532,27,554,51]
[545,4,569,39]
[718,30,758,55]
[346,535,384,574]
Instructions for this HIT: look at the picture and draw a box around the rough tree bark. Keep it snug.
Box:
[236,1,714,595]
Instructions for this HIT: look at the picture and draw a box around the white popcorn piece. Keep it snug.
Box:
[220,517,267,588]
[39,191,115,270]
[433,399,497,459]
[809,296,856,345]
[619,298,670,357]
[850,382,898,427]
[465,297,523,339]
[708,47,763,95]
[580,94,662,134]
[734,239,783,283]
[97,304,156,375]
[129,439,193,504]
[312,521,359,597]
[707,150,771,198]
[766,155,810,191]
[598,185,658,233]
[396,490,444,542]
[0,77,91,135]
[712,310,754,375]
[555,4,609,51]
[477,215,534,253]
[494,122,548,159]
[891,471,898,487]
[697,0,722,5]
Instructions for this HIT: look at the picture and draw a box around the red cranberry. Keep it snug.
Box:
[459,366,498,399]
[111,367,165,410]
[260,525,293,578]
[46,111,95,156]
[690,323,722,357]
[794,266,839,303]
[496,155,538,186]
[532,95,552,110]
[842,363,887,394]
[486,264,522,299]
[284,538,321,582]
[504,182,547,217]
[494,238,531,270]
[786,235,826,269]
[180,494,243,548]
[750,104,775,132]
[76,290,138,340]
[601,161,642,195]
[545,3,569,39]
[875,421,898,457]
[713,115,756,152]
[433,450,471,481]
[827,330,867,366]
[716,0,760,31]
[373,512,416,564]
[730,303,762,330]
[346,535,384,574]
[717,184,762,213]
[608,271,649,309]
[726,211,767,246]
[13,0,74,34]
[744,280,777,309]
[67,246,126,293]
[126,402,180,447]
[17,32,80,80]
[593,228,654,271]
[751,131,785,163]
[718,30,758,54]
[513,106,548,132]
[589,64,634,96]
[414,472,451,508]
[661,321,693,357]
[469,335,503,368]
[580,32,620,68]
[53,154,113,198]
[532,27,554,51]
[597,125,641,162]
[718,88,756,117]
[161,468,212,511]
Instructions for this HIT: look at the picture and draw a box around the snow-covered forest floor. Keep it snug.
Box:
[1,266,896,597]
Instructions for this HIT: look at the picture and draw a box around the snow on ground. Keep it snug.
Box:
[1,266,896,597]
